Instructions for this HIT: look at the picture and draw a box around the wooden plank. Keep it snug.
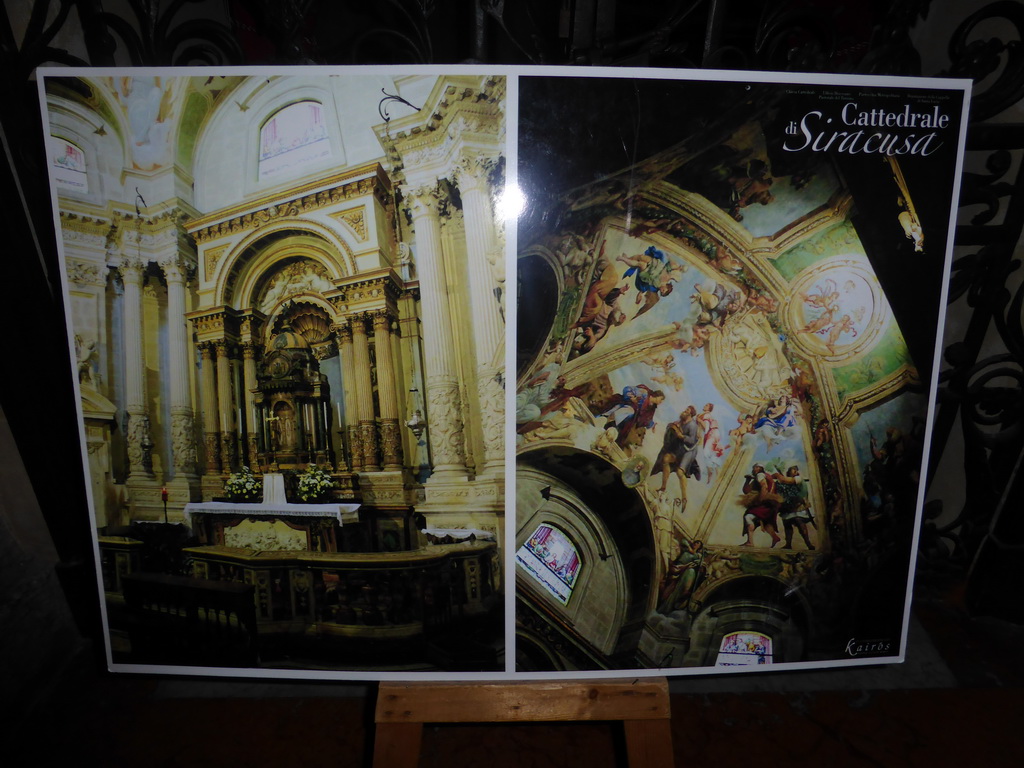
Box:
[375,678,670,723]
[371,721,423,768]
[624,719,675,765]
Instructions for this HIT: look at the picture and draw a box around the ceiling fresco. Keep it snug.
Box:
[515,74,964,672]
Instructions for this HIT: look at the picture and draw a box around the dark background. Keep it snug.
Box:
[3,1,1024,765]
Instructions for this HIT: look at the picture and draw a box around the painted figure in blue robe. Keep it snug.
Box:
[754,394,798,432]
[616,245,684,318]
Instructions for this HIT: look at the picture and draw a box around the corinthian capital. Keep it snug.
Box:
[371,309,395,333]
[454,153,496,192]
[348,313,369,335]
[159,254,190,284]
[403,183,443,218]
[331,321,353,345]
[119,255,145,282]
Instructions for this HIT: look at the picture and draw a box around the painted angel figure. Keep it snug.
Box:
[617,245,685,318]
[645,351,685,391]
[824,313,858,354]
[515,363,562,425]
[691,281,727,325]
[730,412,757,442]
[652,370,685,391]
[800,279,840,313]
[642,351,676,374]
[670,320,713,357]
[797,279,843,336]
[696,402,729,483]
[574,286,627,354]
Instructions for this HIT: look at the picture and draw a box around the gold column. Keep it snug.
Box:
[351,314,380,472]
[373,309,403,470]
[198,342,220,474]
[215,340,237,473]
[119,257,153,479]
[335,322,361,472]
[242,341,260,469]
[161,257,198,478]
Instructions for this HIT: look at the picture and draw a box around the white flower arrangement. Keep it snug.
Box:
[224,466,262,503]
[297,464,334,502]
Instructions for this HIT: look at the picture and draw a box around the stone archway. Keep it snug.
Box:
[217,225,352,310]
[516,447,657,666]
[681,575,811,667]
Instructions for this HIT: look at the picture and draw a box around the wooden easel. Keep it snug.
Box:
[372,677,674,767]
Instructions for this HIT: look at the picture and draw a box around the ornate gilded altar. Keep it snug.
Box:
[255,321,335,470]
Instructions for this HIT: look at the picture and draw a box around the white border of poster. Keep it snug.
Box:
[38,64,969,682]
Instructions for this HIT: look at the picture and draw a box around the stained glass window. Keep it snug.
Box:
[715,631,773,666]
[50,137,87,192]
[515,524,581,605]
[258,101,331,180]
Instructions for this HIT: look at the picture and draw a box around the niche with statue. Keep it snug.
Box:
[254,320,335,471]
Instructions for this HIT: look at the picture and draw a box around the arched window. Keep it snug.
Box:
[50,136,88,192]
[715,631,773,666]
[516,524,581,605]
[258,101,330,180]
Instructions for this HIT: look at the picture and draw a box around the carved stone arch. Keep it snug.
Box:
[44,84,132,195]
[231,238,339,310]
[683,574,812,666]
[638,181,755,256]
[174,89,211,173]
[174,77,247,172]
[49,77,131,155]
[514,629,566,673]
[247,79,333,132]
[217,221,354,308]
[517,246,563,384]
[517,447,657,660]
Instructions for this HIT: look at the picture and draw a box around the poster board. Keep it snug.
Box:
[38,65,969,680]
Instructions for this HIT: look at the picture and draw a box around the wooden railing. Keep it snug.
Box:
[120,572,259,667]
[183,542,500,670]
